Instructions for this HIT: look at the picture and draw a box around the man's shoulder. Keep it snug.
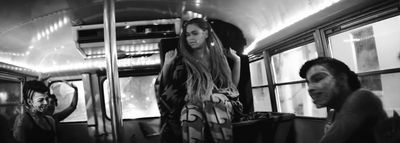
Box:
[14,112,33,128]
[345,88,385,115]
[350,88,381,102]
[17,112,32,122]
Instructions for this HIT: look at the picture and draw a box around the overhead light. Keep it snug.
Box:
[63,16,69,24]
[38,55,161,73]
[185,11,203,19]
[50,25,54,32]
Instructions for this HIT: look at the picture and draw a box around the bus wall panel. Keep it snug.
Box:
[121,117,161,143]
[293,118,325,143]
[57,122,92,143]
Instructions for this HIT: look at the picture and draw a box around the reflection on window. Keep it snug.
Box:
[329,15,400,73]
[271,42,318,83]
[0,106,21,129]
[249,59,268,86]
[360,73,400,117]
[0,78,22,132]
[276,83,326,117]
[0,79,21,104]
[50,81,87,122]
[360,75,382,96]
[104,76,160,119]
[252,87,272,112]
[352,26,380,72]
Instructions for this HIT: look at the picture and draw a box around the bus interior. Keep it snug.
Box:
[0,0,399,143]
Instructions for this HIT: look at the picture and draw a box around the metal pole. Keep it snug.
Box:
[103,0,123,143]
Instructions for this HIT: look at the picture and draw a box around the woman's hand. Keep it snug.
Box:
[62,80,77,93]
[38,73,51,81]
[68,83,78,91]
[225,48,241,86]
[164,49,177,67]
[225,48,241,63]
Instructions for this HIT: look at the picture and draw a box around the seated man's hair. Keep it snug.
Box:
[299,57,361,90]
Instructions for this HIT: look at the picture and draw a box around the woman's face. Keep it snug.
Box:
[185,24,208,49]
[29,92,49,113]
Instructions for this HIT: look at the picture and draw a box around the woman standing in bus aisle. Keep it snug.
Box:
[13,80,57,143]
[155,18,242,143]
[38,73,79,123]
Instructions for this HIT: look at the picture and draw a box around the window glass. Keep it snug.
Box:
[360,73,400,117]
[50,81,87,122]
[249,59,268,86]
[104,75,160,119]
[0,78,22,132]
[275,83,326,117]
[0,106,21,129]
[271,42,318,83]
[252,87,272,112]
[0,79,21,104]
[329,15,400,73]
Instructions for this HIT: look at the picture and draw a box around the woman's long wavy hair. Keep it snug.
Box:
[179,18,238,103]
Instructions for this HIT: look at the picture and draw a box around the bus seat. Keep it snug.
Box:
[293,117,325,143]
[57,122,91,143]
[122,117,161,143]
[272,112,296,143]
[138,120,160,139]
[233,112,295,143]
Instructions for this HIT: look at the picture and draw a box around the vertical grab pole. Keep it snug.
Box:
[103,0,123,143]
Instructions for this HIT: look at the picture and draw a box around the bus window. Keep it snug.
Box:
[271,42,327,117]
[0,79,20,104]
[249,59,272,111]
[275,83,326,117]
[50,81,87,122]
[272,43,317,83]
[0,78,22,130]
[103,75,160,119]
[328,15,400,116]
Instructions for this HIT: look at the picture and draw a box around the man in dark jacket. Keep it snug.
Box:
[299,57,387,143]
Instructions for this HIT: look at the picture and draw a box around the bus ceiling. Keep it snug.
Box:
[0,0,384,74]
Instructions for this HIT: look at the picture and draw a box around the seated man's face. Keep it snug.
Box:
[29,92,49,113]
[306,65,340,108]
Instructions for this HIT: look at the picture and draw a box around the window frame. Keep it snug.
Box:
[0,72,25,130]
[249,57,272,112]
[268,38,325,117]
[253,30,323,116]
[100,71,161,120]
[320,0,400,81]
[250,29,328,118]
[319,1,400,116]
[48,77,88,123]
[248,0,400,118]
[319,0,400,57]
[0,74,23,107]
